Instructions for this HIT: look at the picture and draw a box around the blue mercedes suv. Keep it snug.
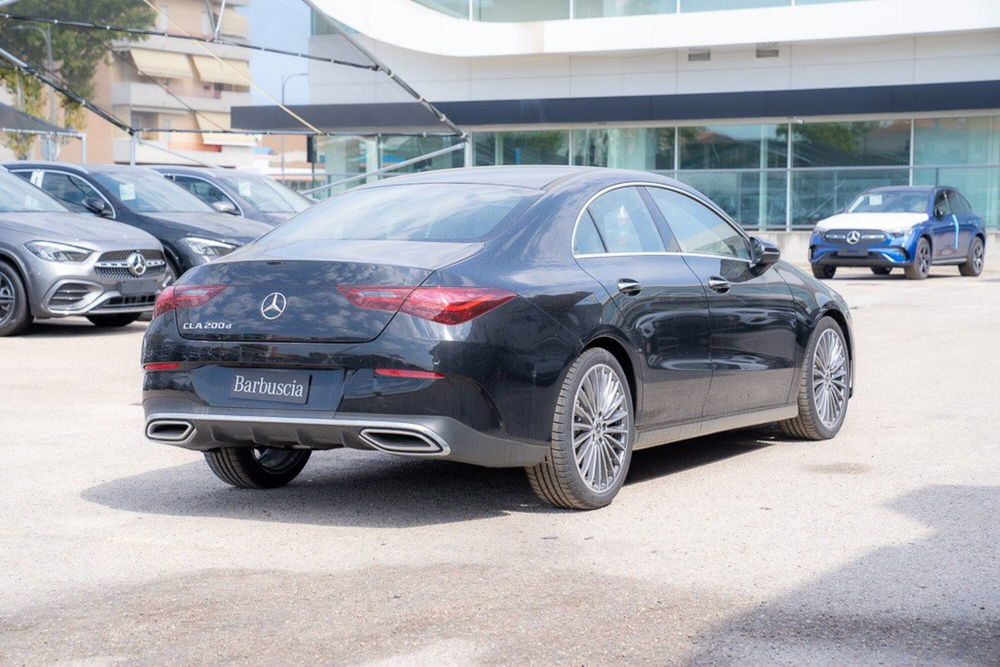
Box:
[809,186,986,280]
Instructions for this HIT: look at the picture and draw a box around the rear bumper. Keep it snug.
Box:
[143,401,549,468]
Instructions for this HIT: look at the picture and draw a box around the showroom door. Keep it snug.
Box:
[574,186,712,429]
[643,185,798,417]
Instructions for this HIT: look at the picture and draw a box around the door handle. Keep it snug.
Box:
[617,278,642,295]
[708,277,731,293]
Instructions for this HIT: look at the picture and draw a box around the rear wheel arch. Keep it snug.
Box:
[819,307,852,363]
[582,335,639,415]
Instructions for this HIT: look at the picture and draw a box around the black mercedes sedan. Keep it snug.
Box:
[5,162,273,282]
[142,167,853,509]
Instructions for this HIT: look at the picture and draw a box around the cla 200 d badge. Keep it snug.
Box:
[143,167,854,510]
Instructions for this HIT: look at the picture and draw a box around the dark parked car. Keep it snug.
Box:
[5,162,273,282]
[142,166,854,509]
[149,166,313,225]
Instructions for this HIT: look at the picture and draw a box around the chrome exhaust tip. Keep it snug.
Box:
[359,428,448,456]
[146,419,195,443]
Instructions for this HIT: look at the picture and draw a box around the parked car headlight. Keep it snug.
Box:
[812,226,828,236]
[24,240,92,262]
[887,226,915,238]
[179,237,238,257]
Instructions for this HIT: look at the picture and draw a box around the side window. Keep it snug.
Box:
[646,187,751,260]
[172,175,233,207]
[39,172,103,212]
[10,170,33,184]
[573,212,607,255]
[934,192,952,216]
[585,187,664,254]
[949,192,971,216]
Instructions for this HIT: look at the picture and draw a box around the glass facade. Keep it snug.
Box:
[413,0,863,21]
[313,115,1000,230]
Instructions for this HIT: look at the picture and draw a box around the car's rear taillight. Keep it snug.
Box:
[339,286,516,325]
[153,284,227,318]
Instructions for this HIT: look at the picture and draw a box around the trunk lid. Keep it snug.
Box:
[176,239,482,343]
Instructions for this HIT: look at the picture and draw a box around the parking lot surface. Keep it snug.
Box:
[2,268,999,665]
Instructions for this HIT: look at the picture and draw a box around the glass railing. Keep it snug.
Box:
[412,0,863,21]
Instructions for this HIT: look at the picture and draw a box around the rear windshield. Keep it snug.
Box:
[263,184,539,243]
[848,191,930,214]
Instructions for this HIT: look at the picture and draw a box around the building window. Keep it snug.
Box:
[474,130,570,166]
[792,119,910,167]
[473,0,570,21]
[379,135,464,173]
[679,124,786,169]
[572,128,674,170]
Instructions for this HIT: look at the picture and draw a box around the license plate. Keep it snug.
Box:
[228,370,311,404]
[838,249,868,258]
[120,279,159,295]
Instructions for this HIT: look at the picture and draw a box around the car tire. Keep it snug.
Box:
[811,265,836,279]
[959,237,985,277]
[779,317,851,441]
[87,313,142,328]
[204,447,311,489]
[871,267,892,276]
[0,260,32,337]
[904,238,931,280]
[526,347,634,510]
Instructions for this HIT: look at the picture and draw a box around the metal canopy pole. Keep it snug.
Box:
[303,0,467,140]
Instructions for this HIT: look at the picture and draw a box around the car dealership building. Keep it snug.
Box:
[236,0,1000,231]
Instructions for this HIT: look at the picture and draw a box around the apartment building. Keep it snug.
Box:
[63,0,256,167]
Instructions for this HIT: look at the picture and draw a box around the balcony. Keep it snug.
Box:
[111,82,249,114]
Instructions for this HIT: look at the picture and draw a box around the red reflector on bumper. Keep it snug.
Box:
[374,368,444,379]
[143,362,181,372]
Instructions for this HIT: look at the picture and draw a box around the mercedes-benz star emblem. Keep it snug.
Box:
[126,252,147,277]
[846,230,862,245]
[260,292,287,320]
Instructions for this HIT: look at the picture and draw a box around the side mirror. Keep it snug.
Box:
[82,196,111,217]
[211,200,239,215]
[750,236,780,267]
[934,207,947,219]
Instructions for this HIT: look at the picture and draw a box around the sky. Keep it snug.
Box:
[243,0,313,106]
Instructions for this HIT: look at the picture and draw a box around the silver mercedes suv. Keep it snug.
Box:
[0,168,167,336]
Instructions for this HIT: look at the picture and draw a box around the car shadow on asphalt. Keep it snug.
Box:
[80,430,776,527]
[20,319,148,338]
[686,484,1000,665]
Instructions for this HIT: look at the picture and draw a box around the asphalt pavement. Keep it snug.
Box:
[2,266,998,665]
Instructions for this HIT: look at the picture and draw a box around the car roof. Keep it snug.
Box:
[369,165,698,195]
[865,185,936,194]
[147,165,238,176]
[2,161,163,176]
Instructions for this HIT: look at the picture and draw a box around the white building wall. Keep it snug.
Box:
[309,29,1000,106]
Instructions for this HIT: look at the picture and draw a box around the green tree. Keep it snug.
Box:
[0,0,156,157]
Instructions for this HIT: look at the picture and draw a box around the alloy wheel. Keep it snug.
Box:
[973,241,984,273]
[918,242,930,276]
[0,272,15,325]
[812,328,849,429]
[572,363,630,492]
